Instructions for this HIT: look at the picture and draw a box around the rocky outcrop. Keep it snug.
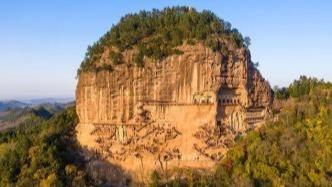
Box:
[76,43,273,177]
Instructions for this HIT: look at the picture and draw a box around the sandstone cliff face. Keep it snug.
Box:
[76,44,273,177]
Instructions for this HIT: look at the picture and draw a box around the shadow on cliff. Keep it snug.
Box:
[78,147,132,187]
[69,126,132,186]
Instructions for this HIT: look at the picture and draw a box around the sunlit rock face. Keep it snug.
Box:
[76,44,273,177]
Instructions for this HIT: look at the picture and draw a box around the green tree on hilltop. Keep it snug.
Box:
[78,6,248,74]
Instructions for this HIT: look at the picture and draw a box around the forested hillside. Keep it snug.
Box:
[0,107,90,186]
[0,103,68,131]
[78,6,250,74]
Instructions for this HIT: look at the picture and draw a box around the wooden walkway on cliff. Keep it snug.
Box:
[139,99,214,106]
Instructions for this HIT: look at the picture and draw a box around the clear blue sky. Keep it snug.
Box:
[0,0,331,100]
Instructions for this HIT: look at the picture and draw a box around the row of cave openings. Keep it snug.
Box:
[192,96,241,105]
[246,116,264,124]
[218,98,241,106]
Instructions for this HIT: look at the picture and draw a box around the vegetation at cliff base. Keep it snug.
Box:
[151,76,332,186]
[78,6,249,74]
[0,107,90,186]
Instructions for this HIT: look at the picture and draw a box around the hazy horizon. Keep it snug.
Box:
[0,96,75,102]
[1,0,331,100]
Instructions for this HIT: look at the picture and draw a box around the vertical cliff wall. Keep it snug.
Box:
[76,44,273,177]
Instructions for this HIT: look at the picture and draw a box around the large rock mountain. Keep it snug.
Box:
[75,7,273,178]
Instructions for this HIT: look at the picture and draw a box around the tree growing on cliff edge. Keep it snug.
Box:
[244,36,251,47]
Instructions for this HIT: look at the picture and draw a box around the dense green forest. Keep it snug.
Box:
[78,6,250,74]
[0,107,90,186]
[151,76,332,186]
[274,76,332,100]
[0,76,331,186]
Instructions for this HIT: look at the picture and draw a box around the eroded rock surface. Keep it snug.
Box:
[76,44,273,178]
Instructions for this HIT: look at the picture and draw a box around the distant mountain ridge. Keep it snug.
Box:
[0,98,75,131]
[0,100,28,111]
[0,97,74,112]
[23,97,74,106]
